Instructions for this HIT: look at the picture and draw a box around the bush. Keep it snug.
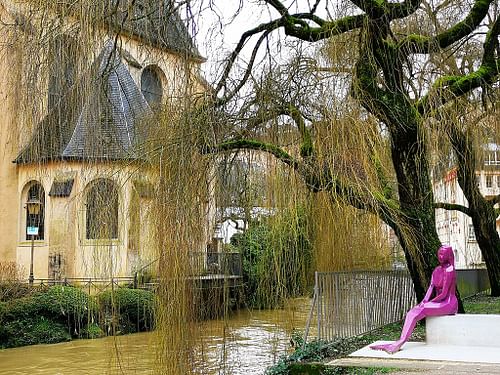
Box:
[33,286,98,324]
[2,295,43,321]
[98,288,155,334]
[0,286,155,348]
[81,322,105,339]
[1,317,71,348]
[2,286,97,338]
[231,205,314,309]
[0,282,36,302]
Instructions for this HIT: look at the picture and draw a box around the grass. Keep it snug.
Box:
[266,321,425,374]
[463,293,500,314]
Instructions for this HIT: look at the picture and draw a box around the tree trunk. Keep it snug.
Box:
[469,202,500,296]
[352,18,443,302]
[450,127,500,296]
[389,124,441,301]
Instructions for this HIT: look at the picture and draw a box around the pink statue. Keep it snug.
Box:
[370,244,458,354]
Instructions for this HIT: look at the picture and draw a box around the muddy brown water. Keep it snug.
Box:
[0,298,314,375]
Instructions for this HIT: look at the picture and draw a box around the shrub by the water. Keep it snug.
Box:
[0,286,100,348]
[0,286,155,348]
[98,288,155,334]
[0,316,71,348]
[33,286,98,327]
[3,286,97,321]
[230,205,313,309]
[81,322,105,339]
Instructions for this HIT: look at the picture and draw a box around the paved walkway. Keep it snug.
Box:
[328,339,500,375]
[389,367,500,375]
[330,357,500,374]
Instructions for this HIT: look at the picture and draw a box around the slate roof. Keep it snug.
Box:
[105,0,203,61]
[15,42,153,164]
[12,1,203,61]
[49,179,74,197]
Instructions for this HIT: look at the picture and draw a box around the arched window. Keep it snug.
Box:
[85,179,119,240]
[48,35,77,111]
[141,65,163,107]
[25,182,45,240]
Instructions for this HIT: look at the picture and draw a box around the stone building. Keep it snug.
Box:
[0,1,207,280]
[433,143,500,269]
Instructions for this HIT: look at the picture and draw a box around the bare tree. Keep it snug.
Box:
[193,0,500,300]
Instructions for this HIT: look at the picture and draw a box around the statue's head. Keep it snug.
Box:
[438,244,454,266]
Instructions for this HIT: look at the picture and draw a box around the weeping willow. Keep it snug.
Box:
[0,2,412,373]
[2,0,498,373]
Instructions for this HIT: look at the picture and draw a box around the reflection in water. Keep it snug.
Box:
[0,298,313,375]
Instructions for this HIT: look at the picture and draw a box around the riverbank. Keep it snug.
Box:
[0,299,313,374]
[0,284,154,348]
[267,293,500,375]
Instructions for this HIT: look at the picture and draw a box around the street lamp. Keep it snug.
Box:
[26,197,42,285]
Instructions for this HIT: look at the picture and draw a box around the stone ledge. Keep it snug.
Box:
[346,341,500,364]
[427,314,500,347]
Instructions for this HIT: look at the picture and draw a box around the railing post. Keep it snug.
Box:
[133,271,138,289]
[303,282,317,348]
[316,271,321,340]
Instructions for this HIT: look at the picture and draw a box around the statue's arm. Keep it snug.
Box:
[421,274,434,303]
[430,268,454,302]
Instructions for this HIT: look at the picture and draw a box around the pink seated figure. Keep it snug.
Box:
[370,244,458,354]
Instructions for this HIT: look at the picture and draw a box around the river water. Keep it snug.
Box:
[0,298,314,375]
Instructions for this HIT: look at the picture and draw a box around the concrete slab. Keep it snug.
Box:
[328,357,500,374]
[348,340,500,364]
[427,315,500,347]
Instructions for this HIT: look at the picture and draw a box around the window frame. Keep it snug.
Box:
[468,224,476,241]
[486,175,493,188]
[84,179,119,240]
[48,35,77,111]
[24,181,46,241]
[141,65,164,108]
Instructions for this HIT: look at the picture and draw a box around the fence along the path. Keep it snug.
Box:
[307,271,416,341]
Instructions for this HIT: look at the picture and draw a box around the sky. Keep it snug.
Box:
[185,1,338,84]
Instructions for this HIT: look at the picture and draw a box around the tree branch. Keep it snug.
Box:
[279,104,313,157]
[204,139,300,170]
[371,153,394,199]
[434,202,471,216]
[331,182,402,231]
[265,0,290,17]
[205,138,401,235]
[417,15,500,114]
[490,194,500,207]
[213,7,367,107]
[283,14,366,42]
[350,0,385,17]
[236,103,313,157]
[214,19,283,103]
[401,0,494,53]
[386,0,423,20]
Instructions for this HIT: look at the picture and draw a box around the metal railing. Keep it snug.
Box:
[5,252,242,292]
[133,252,242,287]
[305,270,416,342]
[9,276,136,295]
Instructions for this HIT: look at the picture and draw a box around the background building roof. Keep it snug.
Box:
[105,0,204,61]
[15,42,153,164]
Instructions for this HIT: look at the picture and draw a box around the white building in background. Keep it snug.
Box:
[215,151,275,245]
[433,143,500,269]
